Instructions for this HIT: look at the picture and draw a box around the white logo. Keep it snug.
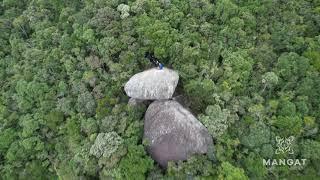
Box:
[275,136,294,154]
[263,136,307,166]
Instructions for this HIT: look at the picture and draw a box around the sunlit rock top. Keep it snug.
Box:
[124,68,179,100]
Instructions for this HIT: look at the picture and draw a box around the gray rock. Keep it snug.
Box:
[144,100,213,167]
[124,68,179,100]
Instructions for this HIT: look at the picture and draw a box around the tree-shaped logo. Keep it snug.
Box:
[275,136,294,154]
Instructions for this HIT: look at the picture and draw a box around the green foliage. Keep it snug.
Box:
[261,72,279,91]
[276,53,310,82]
[0,128,17,153]
[185,78,215,111]
[277,100,296,116]
[240,121,271,149]
[221,50,253,93]
[89,132,124,159]
[89,132,127,168]
[76,91,96,116]
[19,160,55,180]
[117,144,154,180]
[218,162,248,180]
[45,110,64,131]
[215,134,240,163]
[101,144,154,180]
[19,114,40,138]
[199,104,233,138]
[167,155,217,179]
[81,117,98,136]
[215,0,238,23]
[300,140,320,161]
[304,50,320,71]
[64,115,82,150]
[243,153,267,179]
[136,14,180,58]
[96,96,118,119]
[272,116,303,136]
[1,0,320,179]
[117,4,130,19]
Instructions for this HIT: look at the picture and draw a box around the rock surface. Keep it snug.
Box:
[144,100,213,167]
[124,68,179,100]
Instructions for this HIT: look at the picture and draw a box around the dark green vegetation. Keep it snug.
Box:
[1,0,320,179]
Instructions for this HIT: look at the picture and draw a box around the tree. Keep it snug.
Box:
[76,91,96,116]
[116,144,154,180]
[167,155,217,179]
[261,72,279,92]
[240,121,271,149]
[198,104,232,138]
[218,162,248,180]
[81,117,98,136]
[300,140,320,164]
[272,116,303,136]
[214,0,238,24]
[19,114,40,138]
[89,132,124,159]
[45,111,64,132]
[243,153,267,179]
[185,78,216,112]
[89,132,127,170]
[0,128,17,154]
[117,4,130,19]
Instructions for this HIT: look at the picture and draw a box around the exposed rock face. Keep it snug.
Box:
[144,100,213,167]
[124,68,179,100]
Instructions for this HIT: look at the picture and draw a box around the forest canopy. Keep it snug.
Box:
[0,0,320,179]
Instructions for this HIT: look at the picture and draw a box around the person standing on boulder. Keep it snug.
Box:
[145,52,164,70]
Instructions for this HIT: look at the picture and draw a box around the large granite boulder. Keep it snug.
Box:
[144,100,213,167]
[124,68,179,100]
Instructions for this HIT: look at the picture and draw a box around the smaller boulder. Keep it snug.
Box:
[124,68,179,100]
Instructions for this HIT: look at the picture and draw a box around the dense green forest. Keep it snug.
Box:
[1,0,320,179]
